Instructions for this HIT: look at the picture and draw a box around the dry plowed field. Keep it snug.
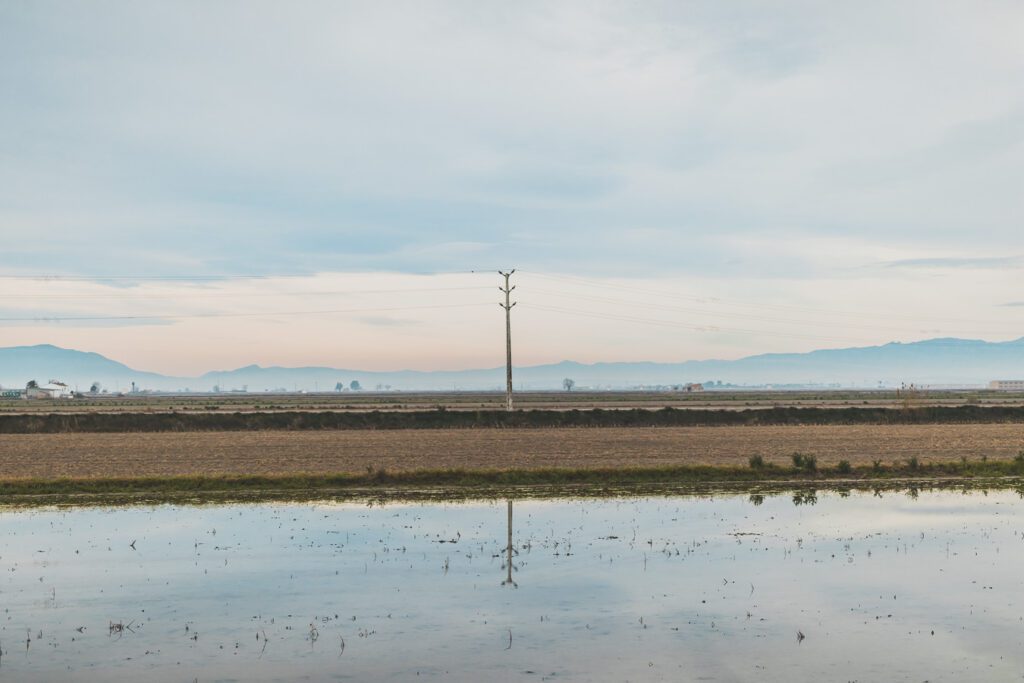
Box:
[1,424,1022,479]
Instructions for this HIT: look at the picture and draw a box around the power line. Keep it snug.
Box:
[0,302,492,323]
[0,274,313,282]
[522,302,1022,347]
[0,286,494,301]
[527,271,1019,328]
[520,302,900,345]
[0,269,487,282]
[527,287,1020,337]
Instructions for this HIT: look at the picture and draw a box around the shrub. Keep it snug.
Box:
[907,456,920,471]
[835,460,852,474]
[791,453,817,472]
[1013,451,1024,472]
[748,454,766,470]
[872,459,883,472]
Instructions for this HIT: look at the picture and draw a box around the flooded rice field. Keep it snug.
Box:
[2,490,1024,681]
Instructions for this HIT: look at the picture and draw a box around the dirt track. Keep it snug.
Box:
[1,424,1022,479]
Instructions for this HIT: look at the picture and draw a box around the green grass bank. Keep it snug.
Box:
[5,456,1024,499]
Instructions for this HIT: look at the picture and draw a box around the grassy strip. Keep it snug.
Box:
[4,457,1024,497]
[3,405,1024,433]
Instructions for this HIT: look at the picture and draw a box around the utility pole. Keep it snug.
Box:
[499,270,516,411]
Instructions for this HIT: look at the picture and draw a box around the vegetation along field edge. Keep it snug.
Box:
[5,457,1024,501]
[4,405,1024,432]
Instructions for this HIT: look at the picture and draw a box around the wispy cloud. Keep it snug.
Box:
[882,256,1024,270]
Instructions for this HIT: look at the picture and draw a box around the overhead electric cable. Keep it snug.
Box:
[527,287,1019,336]
[527,272,1019,328]
[0,269,485,282]
[520,302,916,345]
[0,302,491,323]
[0,286,493,301]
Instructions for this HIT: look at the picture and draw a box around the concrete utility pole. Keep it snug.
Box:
[499,270,516,411]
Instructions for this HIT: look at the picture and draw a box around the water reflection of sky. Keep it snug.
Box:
[1,491,1023,681]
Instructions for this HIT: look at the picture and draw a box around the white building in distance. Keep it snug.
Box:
[11,380,74,400]
[989,380,1024,391]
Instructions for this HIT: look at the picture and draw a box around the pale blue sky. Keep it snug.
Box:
[0,2,1022,371]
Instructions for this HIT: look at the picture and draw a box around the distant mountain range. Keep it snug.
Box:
[0,339,1022,392]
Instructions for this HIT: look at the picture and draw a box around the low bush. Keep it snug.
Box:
[791,453,817,472]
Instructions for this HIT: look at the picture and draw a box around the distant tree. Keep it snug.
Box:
[350,380,362,391]
[335,382,344,392]
[26,380,38,389]
[562,378,575,392]
[212,384,221,393]
[89,382,101,393]
[898,382,922,411]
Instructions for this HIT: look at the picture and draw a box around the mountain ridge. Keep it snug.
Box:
[0,338,1022,391]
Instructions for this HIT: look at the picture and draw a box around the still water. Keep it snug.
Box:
[2,490,1023,681]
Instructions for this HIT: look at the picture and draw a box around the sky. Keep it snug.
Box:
[0,1,1022,374]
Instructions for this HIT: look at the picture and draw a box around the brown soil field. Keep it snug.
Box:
[1,424,1022,480]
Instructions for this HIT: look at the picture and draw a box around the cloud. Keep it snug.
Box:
[1,3,1023,369]
[0,2,1021,279]
[883,256,1024,270]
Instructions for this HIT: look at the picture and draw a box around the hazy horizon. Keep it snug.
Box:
[5,333,1021,375]
[2,336,1022,393]
[4,333,1024,377]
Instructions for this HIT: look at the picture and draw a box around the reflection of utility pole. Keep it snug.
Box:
[498,270,516,412]
[501,500,517,587]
